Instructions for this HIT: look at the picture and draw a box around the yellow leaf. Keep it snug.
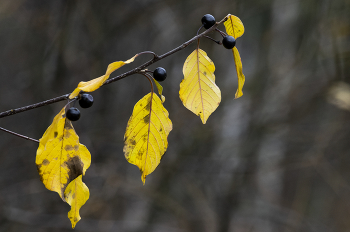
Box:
[153,79,163,96]
[179,48,221,124]
[232,47,245,99]
[64,175,89,229]
[153,79,165,102]
[224,15,246,99]
[123,92,172,184]
[69,54,138,99]
[224,14,244,38]
[36,108,91,199]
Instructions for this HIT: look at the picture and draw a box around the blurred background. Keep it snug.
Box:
[0,0,349,231]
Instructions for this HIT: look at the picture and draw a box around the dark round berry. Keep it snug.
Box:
[66,107,80,121]
[222,36,236,49]
[201,14,215,29]
[79,93,94,108]
[153,67,167,82]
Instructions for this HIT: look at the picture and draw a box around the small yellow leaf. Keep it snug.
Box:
[232,47,245,99]
[64,175,89,229]
[161,95,165,103]
[36,108,91,199]
[69,54,138,99]
[153,79,163,96]
[124,93,172,184]
[224,14,246,99]
[224,14,244,38]
[179,49,221,124]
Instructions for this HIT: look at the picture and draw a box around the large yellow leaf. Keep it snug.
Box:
[123,92,172,184]
[232,47,245,99]
[224,14,244,39]
[36,108,91,199]
[69,54,138,99]
[179,48,221,124]
[64,175,89,229]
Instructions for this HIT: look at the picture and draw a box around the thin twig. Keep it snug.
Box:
[215,28,227,38]
[203,35,222,44]
[197,25,204,36]
[0,127,39,143]
[0,16,228,120]
[137,51,159,59]
[141,73,154,94]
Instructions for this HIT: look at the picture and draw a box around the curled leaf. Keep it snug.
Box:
[64,175,89,229]
[123,93,172,184]
[179,48,221,124]
[224,14,245,99]
[69,54,138,99]
[154,79,163,96]
[36,108,91,199]
[232,47,245,99]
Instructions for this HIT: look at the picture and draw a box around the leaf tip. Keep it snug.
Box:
[125,54,139,64]
[141,174,146,185]
[235,92,243,99]
[69,89,81,99]
[69,216,79,229]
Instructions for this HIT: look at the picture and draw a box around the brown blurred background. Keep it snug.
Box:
[0,0,349,231]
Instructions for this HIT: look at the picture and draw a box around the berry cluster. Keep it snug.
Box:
[201,14,237,50]
[66,93,94,121]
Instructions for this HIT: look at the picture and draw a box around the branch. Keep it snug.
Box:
[0,16,228,119]
[0,127,39,143]
[0,94,69,119]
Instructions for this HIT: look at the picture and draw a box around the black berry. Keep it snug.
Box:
[79,93,94,108]
[153,67,167,82]
[222,36,236,49]
[66,107,80,121]
[201,14,215,29]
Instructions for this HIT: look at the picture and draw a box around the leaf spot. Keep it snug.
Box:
[144,115,150,124]
[65,144,79,151]
[42,159,50,166]
[62,156,84,195]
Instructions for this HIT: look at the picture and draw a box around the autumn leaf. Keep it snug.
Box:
[36,108,91,199]
[123,92,172,184]
[224,14,245,99]
[179,48,221,124]
[69,54,138,99]
[153,79,165,103]
[154,79,163,96]
[64,175,89,229]
[231,47,245,98]
[224,14,244,39]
